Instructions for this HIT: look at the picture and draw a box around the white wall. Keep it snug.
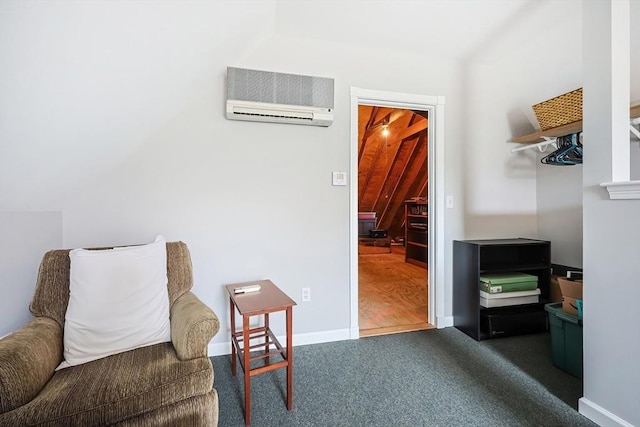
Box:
[530,36,585,269]
[580,2,640,426]
[0,0,592,351]
[533,0,640,269]
[536,165,583,268]
[1,0,543,344]
[0,0,282,339]
[483,0,585,268]
[0,212,63,336]
[0,1,571,348]
[632,140,640,180]
[461,0,582,244]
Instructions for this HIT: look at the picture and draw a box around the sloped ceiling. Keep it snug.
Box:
[275,0,573,64]
[358,105,427,240]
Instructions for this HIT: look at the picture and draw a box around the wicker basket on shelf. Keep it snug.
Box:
[532,88,582,130]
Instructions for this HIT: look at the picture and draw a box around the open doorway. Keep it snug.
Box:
[349,88,445,340]
[356,105,433,337]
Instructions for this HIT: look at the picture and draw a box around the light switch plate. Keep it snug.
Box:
[446,196,454,208]
[332,171,347,186]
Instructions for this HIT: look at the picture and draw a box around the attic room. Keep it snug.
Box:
[356,105,430,336]
[1,1,638,426]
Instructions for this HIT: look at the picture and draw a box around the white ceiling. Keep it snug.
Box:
[275,0,581,63]
[275,0,639,101]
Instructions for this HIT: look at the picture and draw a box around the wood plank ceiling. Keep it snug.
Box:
[358,105,428,241]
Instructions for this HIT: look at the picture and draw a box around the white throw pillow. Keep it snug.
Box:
[58,235,171,370]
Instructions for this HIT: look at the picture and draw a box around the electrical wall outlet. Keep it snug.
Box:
[301,287,311,302]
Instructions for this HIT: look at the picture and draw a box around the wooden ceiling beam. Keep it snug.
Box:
[377,136,420,228]
[358,107,429,233]
[358,106,379,163]
[362,109,409,140]
[379,131,427,233]
[362,116,389,140]
[396,118,428,141]
[359,133,387,208]
[374,113,420,226]
[368,113,415,211]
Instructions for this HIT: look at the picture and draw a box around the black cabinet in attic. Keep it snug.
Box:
[453,238,551,341]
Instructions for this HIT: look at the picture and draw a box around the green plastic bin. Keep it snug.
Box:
[545,302,583,378]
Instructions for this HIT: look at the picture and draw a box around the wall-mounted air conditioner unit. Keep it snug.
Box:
[226,67,334,127]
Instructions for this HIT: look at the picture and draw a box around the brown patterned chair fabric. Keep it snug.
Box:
[0,241,220,426]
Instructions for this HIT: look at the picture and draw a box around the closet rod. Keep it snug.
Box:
[510,138,556,153]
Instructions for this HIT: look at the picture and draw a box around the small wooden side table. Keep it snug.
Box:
[225,279,297,425]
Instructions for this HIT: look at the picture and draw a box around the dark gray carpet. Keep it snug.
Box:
[210,328,596,426]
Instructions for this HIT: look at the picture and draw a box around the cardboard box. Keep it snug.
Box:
[549,275,563,303]
[558,277,583,316]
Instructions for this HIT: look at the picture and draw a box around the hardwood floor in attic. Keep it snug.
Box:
[358,245,433,337]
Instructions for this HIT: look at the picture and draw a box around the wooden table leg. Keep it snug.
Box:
[230,297,236,376]
[243,315,251,425]
[286,306,293,411]
[264,313,270,365]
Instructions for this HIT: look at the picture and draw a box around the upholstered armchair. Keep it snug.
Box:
[0,240,220,426]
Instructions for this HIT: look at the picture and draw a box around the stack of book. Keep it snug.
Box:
[479,272,540,308]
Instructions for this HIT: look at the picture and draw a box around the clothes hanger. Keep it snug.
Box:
[541,133,582,166]
[541,136,581,165]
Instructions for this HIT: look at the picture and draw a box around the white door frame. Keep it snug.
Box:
[349,87,446,339]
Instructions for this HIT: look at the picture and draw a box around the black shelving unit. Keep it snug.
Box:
[404,201,427,268]
[453,238,551,341]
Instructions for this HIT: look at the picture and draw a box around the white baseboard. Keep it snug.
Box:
[349,326,359,339]
[436,315,454,328]
[208,327,352,357]
[579,397,634,427]
[292,328,352,346]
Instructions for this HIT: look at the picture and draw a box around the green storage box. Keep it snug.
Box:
[479,272,539,284]
[545,302,583,378]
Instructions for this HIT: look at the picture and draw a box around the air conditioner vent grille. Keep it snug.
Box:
[226,67,334,126]
[235,111,313,121]
[227,67,334,109]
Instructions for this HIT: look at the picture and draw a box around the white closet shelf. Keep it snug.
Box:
[511,104,640,144]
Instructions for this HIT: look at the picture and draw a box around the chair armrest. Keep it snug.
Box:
[0,317,63,413]
[170,292,220,360]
